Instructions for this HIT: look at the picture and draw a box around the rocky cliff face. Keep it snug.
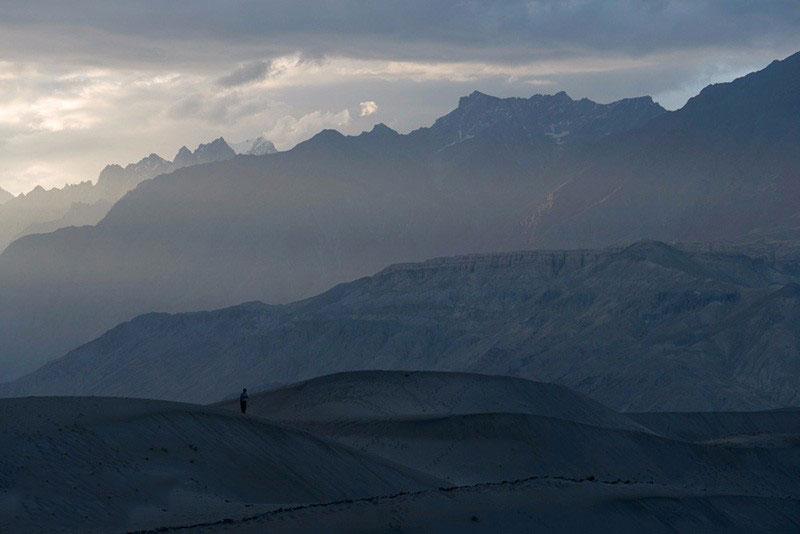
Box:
[5,240,800,412]
[422,91,665,149]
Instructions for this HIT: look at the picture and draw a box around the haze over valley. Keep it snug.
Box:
[2,2,800,532]
[3,53,800,381]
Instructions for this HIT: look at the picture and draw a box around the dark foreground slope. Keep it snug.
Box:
[6,372,800,533]
[181,478,800,534]
[214,372,800,492]
[6,241,800,411]
[628,410,800,442]
[0,396,434,533]
[202,372,800,533]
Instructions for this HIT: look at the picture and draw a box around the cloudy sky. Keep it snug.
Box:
[0,0,798,194]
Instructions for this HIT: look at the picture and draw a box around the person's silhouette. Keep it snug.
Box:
[240,388,248,414]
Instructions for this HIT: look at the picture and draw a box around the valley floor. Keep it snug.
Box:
[2,371,799,533]
[148,477,800,534]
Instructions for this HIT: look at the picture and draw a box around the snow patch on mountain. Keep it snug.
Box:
[230,136,278,156]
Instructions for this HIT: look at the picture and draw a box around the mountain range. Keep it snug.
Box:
[5,239,800,412]
[0,87,665,379]
[527,52,800,247]
[0,136,274,252]
[97,137,237,196]
[230,136,278,156]
[0,52,798,383]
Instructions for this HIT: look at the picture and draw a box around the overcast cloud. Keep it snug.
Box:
[0,0,798,194]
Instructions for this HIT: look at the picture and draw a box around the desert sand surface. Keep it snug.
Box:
[628,409,800,441]
[163,477,800,534]
[0,396,435,533]
[214,370,644,431]
[3,372,800,533]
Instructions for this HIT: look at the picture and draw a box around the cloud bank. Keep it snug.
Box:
[0,1,798,193]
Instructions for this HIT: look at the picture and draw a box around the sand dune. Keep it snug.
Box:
[215,370,644,432]
[175,477,800,534]
[212,371,800,491]
[205,371,800,531]
[0,397,435,533]
[5,372,800,532]
[288,413,800,491]
[629,409,800,441]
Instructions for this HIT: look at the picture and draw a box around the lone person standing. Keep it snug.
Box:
[240,388,248,414]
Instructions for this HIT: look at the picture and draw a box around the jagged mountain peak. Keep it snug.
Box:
[457,90,498,107]
[609,95,660,109]
[230,136,278,156]
[175,145,191,157]
[201,137,229,149]
[143,152,166,162]
[173,138,235,167]
[292,88,664,157]
[429,88,664,150]
[193,137,235,159]
[97,152,172,191]
[172,146,193,166]
[97,138,237,192]
[361,123,399,138]
[291,124,404,156]
[126,153,168,171]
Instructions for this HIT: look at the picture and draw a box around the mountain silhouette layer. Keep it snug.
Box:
[0,137,239,253]
[0,52,799,380]
[0,89,665,379]
[6,240,800,411]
